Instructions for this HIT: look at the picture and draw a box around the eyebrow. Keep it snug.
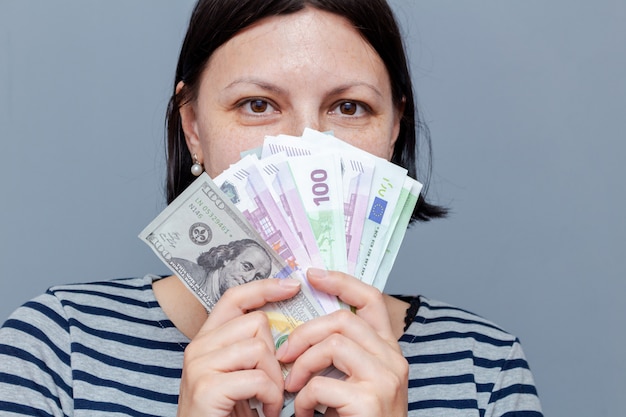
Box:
[224,78,287,94]
[327,82,384,100]
[224,78,383,99]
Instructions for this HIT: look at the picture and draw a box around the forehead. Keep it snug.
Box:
[202,8,389,90]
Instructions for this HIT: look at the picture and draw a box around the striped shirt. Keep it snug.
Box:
[0,275,542,416]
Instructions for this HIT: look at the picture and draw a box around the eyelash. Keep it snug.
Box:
[236,98,279,116]
[329,100,372,118]
[236,98,373,118]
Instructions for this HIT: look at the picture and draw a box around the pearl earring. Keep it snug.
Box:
[191,153,204,176]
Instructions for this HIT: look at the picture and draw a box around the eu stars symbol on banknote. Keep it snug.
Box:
[369,197,388,223]
[139,128,422,417]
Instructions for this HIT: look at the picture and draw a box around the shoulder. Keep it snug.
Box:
[46,274,159,302]
[39,275,183,348]
[1,276,185,414]
[45,275,162,314]
[403,296,515,343]
[1,275,171,353]
[399,296,543,416]
[401,295,524,366]
[1,275,163,343]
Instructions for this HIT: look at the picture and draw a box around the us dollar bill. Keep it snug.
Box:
[138,173,325,322]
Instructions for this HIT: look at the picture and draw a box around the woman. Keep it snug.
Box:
[0,1,542,416]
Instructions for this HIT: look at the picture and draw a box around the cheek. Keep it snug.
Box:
[199,124,252,178]
[205,140,246,177]
[337,128,396,161]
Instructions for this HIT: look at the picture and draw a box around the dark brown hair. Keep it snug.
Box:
[166,0,447,222]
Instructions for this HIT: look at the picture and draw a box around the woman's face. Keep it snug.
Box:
[180,7,402,178]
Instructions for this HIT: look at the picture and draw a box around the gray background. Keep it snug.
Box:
[1,1,624,416]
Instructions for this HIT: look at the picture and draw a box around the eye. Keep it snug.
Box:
[339,102,357,115]
[330,101,370,117]
[250,99,268,113]
[241,261,253,272]
[239,98,278,115]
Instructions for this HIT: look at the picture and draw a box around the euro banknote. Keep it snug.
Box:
[213,155,312,270]
[256,153,326,268]
[214,155,342,314]
[287,153,348,273]
[371,176,422,290]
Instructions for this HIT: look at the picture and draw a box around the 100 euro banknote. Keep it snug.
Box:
[257,153,325,269]
[262,135,375,276]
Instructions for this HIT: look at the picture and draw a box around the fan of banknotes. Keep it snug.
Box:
[139,128,421,416]
[140,127,421,313]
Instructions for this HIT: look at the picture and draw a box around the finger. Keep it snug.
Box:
[201,278,301,332]
[190,310,277,356]
[294,372,407,417]
[182,369,284,417]
[221,371,284,417]
[306,268,394,339]
[293,376,358,417]
[276,309,396,364]
[233,400,261,417]
[186,337,285,386]
[284,333,402,392]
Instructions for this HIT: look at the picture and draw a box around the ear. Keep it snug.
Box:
[388,96,406,159]
[176,81,204,162]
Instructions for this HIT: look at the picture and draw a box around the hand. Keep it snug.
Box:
[275,268,409,417]
[176,278,302,417]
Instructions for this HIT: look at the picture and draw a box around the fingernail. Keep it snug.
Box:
[284,371,292,389]
[307,267,328,279]
[275,339,288,360]
[278,278,301,289]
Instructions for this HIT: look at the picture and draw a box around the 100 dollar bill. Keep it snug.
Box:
[138,173,325,321]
